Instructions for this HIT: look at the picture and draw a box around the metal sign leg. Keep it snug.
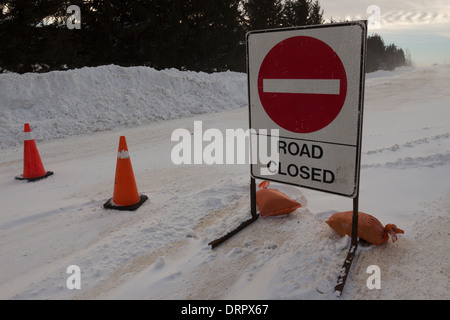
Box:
[208,178,259,249]
[335,195,359,295]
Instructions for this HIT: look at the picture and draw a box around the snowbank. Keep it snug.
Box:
[0,65,247,149]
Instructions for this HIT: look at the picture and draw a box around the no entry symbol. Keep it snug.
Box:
[257,36,348,133]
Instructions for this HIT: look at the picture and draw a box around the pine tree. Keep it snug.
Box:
[284,0,310,27]
[0,0,69,72]
[176,0,243,72]
[366,34,386,73]
[283,0,324,27]
[308,0,324,24]
[242,0,284,31]
[366,34,408,73]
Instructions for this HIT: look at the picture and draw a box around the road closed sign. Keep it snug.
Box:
[248,21,367,197]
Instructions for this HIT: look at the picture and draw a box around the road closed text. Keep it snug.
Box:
[253,135,360,197]
[277,163,335,183]
[275,140,335,183]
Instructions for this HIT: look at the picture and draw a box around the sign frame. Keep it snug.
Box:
[247,21,367,198]
[211,22,368,297]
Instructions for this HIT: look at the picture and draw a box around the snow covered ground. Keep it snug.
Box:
[0,65,449,300]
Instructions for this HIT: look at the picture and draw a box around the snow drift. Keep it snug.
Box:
[0,65,247,149]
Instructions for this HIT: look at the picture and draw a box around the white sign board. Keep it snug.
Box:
[248,21,367,197]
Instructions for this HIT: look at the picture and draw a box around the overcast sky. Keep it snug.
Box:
[318,0,450,66]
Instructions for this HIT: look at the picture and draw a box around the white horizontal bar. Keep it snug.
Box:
[263,79,340,95]
[24,132,34,141]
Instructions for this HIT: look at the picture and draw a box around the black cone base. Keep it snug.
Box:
[103,194,148,211]
[15,171,54,182]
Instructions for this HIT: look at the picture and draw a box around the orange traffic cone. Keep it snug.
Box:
[103,136,148,211]
[15,123,53,182]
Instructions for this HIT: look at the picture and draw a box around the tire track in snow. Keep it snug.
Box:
[362,130,450,169]
[362,151,450,169]
[364,132,450,156]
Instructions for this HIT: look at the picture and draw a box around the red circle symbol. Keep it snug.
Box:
[258,36,347,133]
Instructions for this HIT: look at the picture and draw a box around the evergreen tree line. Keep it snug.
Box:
[0,0,324,73]
[366,33,411,73]
[1,1,409,74]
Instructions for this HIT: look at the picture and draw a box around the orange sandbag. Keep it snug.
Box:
[326,211,404,245]
[256,181,302,218]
